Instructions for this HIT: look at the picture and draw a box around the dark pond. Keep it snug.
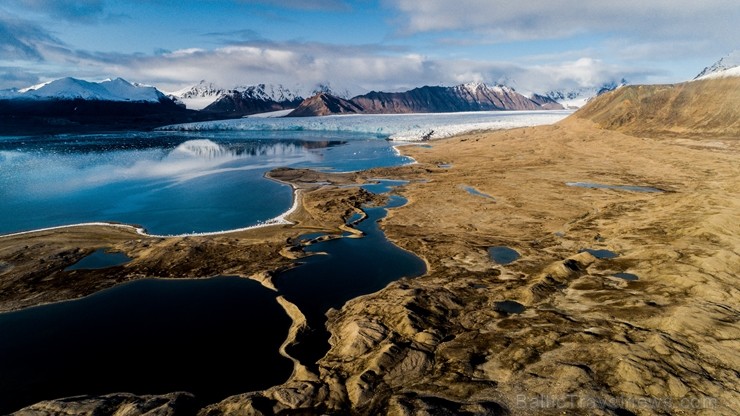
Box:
[273,181,426,369]
[613,272,639,281]
[488,246,520,265]
[64,248,132,271]
[0,276,293,414]
[580,248,619,259]
[493,300,526,314]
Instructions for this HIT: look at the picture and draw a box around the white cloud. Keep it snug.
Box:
[72,42,639,96]
[389,0,740,46]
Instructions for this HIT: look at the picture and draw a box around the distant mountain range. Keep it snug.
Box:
[0,78,209,134]
[0,77,166,102]
[6,54,737,134]
[287,82,564,117]
[540,80,627,109]
[165,81,352,113]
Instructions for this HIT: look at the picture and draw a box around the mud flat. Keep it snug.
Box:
[4,78,740,415]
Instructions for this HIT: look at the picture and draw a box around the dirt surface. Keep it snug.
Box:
[4,79,739,415]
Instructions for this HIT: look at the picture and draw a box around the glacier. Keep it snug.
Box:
[160,110,573,141]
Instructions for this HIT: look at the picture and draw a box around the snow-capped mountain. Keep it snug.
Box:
[167,80,226,110]
[310,83,354,100]
[3,77,167,103]
[694,51,740,80]
[167,80,357,111]
[202,83,303,115]
[0,77,193,135]
[543,79,627,109]
[289,82,563,117]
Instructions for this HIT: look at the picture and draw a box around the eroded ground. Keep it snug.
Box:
[3,116,739,415]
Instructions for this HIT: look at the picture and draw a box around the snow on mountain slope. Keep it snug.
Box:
[169,82,301,111]
[544,80,627,109]
[167,80,226,110]
[4,77,165,102]
[694,51,740,80]
[239,83,300,102]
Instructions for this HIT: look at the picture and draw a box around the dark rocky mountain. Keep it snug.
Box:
[0,78,224,135]
[0,98,215,135]
[526,93,563,110]
[287,82,562,117]
[202,83,303,116]
[287,93,364,117]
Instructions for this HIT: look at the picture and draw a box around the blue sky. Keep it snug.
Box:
[1,0,738,94]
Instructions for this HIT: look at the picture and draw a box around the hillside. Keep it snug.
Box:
[286,92,364,117]
[571,77,740,137]
[287,82,562,117]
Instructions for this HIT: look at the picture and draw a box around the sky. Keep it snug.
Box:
[0,0,738,95]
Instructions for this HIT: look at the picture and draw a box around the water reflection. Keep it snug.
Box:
[0,131,410,235]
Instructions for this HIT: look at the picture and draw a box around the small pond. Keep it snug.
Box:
[493,300,526,314]
[462,185,495,200]
[613,272,639,281]
[580,248,619,259]
[64,248,132,271]
[488,246,520,265]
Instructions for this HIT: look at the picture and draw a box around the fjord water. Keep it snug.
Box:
[0,130,412,235]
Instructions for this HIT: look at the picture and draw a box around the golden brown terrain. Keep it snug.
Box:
[3,78,739,415]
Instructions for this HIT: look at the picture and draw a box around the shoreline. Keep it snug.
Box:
[0,185,302,240]
[0,146,420,240]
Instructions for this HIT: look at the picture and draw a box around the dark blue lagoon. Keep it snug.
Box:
[0,276,293,414]
[0,131,412,236]
[274,182,426,369]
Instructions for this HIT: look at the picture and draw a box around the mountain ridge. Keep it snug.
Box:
[287,82,564,117]
[694,50,740,80]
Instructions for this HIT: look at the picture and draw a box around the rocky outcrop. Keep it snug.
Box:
[287,93,363,117]
[529,93,566,110]
[13,392,198,416]
[202,84,303,116]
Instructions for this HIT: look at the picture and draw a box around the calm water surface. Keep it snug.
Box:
[275,182,426,369]
[0,276,293,414]
[0,131,412,235]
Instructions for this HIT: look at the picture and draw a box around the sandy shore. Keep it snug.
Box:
[3,81,739,414]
